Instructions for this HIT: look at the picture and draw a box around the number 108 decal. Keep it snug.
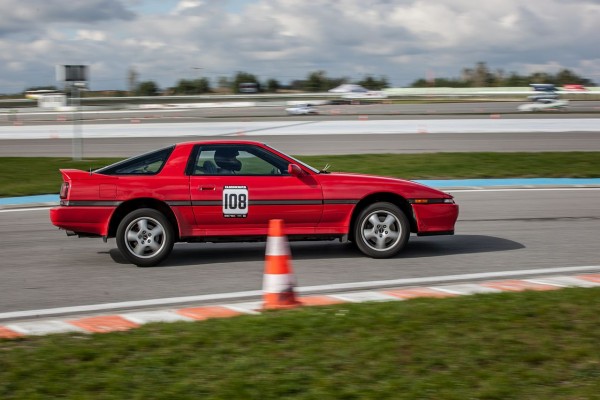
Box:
[223,186,249,218]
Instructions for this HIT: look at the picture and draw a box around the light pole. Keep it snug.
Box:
[57,65,88,161]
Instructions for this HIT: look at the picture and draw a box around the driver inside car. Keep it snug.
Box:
[214,148,242,174]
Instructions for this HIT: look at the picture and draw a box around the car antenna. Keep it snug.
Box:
[320,163,331,173]
[89,167,92,176]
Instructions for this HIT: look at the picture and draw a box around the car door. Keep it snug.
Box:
[188,144,323,236]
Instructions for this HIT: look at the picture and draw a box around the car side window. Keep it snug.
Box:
[191,145,290,176]
[195,150,218,174]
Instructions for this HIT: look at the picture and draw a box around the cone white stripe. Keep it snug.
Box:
[266,236,290,256]
[263,273,296,293]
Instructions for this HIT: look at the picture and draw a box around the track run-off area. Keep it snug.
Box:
[2,118,600,140]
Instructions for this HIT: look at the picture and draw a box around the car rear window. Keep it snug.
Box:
[95,146,175,175]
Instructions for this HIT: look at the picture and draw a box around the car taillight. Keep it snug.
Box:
[60,182,70,199]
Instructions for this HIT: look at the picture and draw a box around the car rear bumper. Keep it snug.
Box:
[50,206,114,236]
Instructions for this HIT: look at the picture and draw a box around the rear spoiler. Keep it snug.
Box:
[59,169,117,181]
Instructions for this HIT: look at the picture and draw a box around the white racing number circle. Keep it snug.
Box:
[223,186,249,218]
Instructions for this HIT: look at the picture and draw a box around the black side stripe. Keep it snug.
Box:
[167,201,194,206]
[324,200,358,205]
[251,200,323,205]
[63,199,359,207]
[61,201,122,207]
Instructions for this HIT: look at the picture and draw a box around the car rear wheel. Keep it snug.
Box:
[354,202,409,258]
[116,208,174,267]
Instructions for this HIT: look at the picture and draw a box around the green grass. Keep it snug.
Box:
[0,157,121,197]
[301,152,600,179]
[1,152,599,197]
[1,288,600,399]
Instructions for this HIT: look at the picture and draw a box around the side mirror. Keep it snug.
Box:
[287,163,303,177]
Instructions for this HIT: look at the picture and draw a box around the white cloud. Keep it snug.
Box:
[0,0,598,93]
[76,30,107,42]
[171,0,205,15]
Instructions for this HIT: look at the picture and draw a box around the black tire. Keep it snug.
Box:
[116,208,174,267]
[353,202,410,258]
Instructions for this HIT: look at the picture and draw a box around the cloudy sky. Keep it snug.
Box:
[1,0,599,93]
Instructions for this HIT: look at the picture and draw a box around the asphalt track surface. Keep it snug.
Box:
[2,131,600,157]
[1,188,599,317]
[1,103,599,319]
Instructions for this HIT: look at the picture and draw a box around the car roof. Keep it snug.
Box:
[175,139,267,147]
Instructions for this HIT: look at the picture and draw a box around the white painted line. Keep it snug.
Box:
[1,266,599,320]
[449,188,600,193]
[120,310,194,324]
[526,276,600,288]
[523,279,567,288]
[0,207,52,213]
[0,290,262,320]
[430,287,467,295]
[296,266,600,294]
[221,302,263,315]
[2,118,600,140]
[431,284,502,295]
[328,291,401,303]
[6,320,85,335]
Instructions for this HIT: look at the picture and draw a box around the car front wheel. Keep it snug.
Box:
[354,202,410,258]
[116,208,174,267]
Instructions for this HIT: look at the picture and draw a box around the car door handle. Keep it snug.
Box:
[199,185,216,191]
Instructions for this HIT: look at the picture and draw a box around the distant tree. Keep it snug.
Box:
[135,81,159,96]
[410,78,429,87]
[288,79,306,91]
[328,76,348,90]
[172,78,211,95]
[504,72,529,86]
[232,72,261,93]
[410,78,468,87]
[493,69,506,87]
[356,75,389,90]
[265,78,281,93]
[303,71,348,92]
[194,77,211,93]
[554,69,594,86]
[460,62,496,87]
[529,72,553,84]
[304,71,325,92]
[410,62,596,87]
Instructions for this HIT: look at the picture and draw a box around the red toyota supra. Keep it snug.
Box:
[50,140,458,267]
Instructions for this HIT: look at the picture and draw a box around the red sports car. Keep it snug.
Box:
[50,140,458,267]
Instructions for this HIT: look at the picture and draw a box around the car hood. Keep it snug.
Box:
[323,171,453,198]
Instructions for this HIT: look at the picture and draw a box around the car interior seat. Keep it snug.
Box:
[201,160,217,174]
[214,149,242,174]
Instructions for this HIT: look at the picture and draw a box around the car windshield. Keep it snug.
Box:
[264,144,320,174]
[95,146,175,175]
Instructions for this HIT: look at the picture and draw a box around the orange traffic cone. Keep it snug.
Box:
[262,219,301,309]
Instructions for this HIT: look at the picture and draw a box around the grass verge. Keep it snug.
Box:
[1,288,600,399]
[1,152,599,197]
